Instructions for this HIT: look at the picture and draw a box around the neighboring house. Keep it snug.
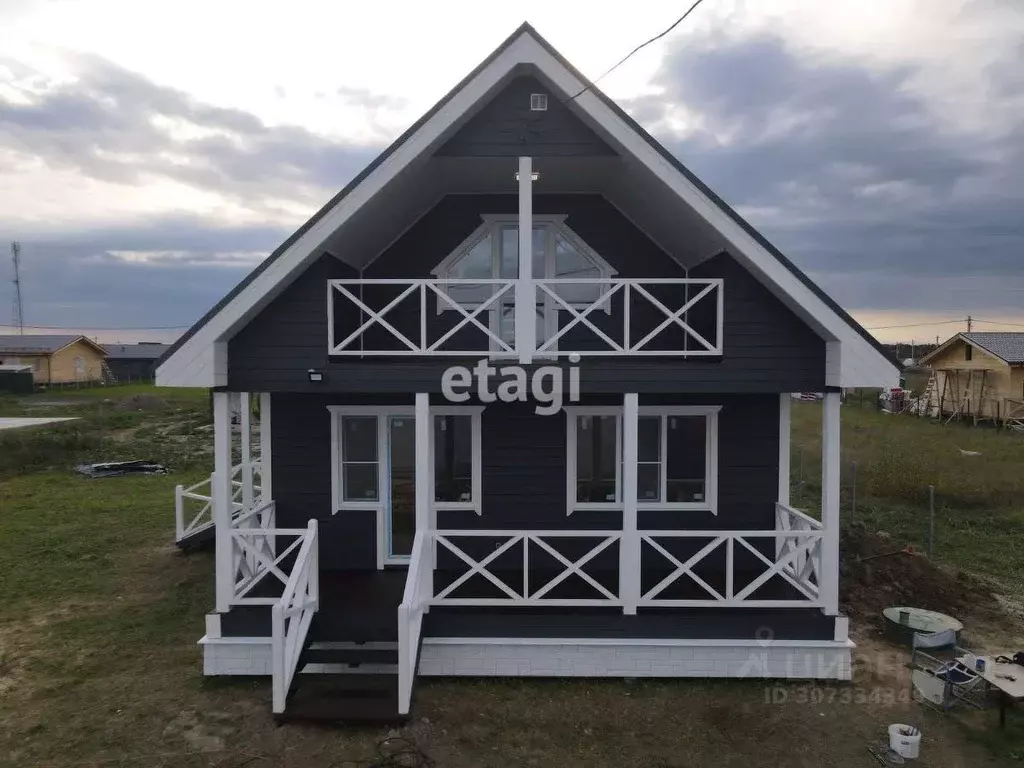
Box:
[102,342,170,381]
[0,334,107,385]
[919,332,1024,426]
[158,24,897,723]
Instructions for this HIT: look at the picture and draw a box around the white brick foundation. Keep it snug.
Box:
[198,635,852,681]
[418,638,853,680]
[200,636,273,676]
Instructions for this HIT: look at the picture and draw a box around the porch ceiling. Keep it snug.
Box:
[320,153,730,272]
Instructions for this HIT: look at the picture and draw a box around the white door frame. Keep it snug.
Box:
[328,404,483,569]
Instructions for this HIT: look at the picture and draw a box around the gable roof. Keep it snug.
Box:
[921,332,1024,366]
[0,334,105,356]
[158,23,897,389]
[103,343,171,360]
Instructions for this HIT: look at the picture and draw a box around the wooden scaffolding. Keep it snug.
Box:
[932,368,1001,426]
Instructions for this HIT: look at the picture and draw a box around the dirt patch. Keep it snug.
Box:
[113,394,170,411]
[841,525,1003,631]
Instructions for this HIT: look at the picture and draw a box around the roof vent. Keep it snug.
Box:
[530,93,548,111]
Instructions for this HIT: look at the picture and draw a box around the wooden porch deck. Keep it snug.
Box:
[252,568,838,644]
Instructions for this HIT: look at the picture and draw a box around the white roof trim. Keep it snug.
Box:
[158,28,896,388]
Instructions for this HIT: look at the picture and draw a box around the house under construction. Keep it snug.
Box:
[919,332,1024,429]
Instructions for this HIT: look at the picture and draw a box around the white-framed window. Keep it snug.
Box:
[431,405,483,514]
[565,405,720,514]
[328,405,483,515]
[431,214,616,349]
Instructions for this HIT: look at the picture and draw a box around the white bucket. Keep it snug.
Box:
[889,723,921,759]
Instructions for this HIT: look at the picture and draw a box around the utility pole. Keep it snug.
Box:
[10,242,24,334]
[967,315,973,333]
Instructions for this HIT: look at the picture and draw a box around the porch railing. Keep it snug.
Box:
[398,529,433,715]
[425,514,822,609]
[431,530,623,607]
[326,277,724,358]
[174,461,262,543]
[271,519,319,714]
[228,501,313,606]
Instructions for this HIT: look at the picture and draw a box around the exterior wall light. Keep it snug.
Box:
[307,368,324,383]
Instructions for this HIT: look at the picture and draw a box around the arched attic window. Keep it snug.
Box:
[431,214,617,348]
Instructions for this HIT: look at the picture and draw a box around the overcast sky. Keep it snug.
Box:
[1,0,1022,344]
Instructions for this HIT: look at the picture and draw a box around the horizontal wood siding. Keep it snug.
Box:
[435,75,616,157]
[270,392,377,570]
[228,195,825,393]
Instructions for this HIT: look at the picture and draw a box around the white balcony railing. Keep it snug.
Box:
[327,277,723,358]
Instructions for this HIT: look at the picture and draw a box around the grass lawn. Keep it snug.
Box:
[791,400,1024,590]
[0,387,1022,766]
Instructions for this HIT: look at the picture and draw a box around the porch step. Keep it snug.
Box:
[278,675,405,726]
[301,641,398,667]
[281,639,405,724]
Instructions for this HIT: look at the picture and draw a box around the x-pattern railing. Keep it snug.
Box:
[328,279,516,355]
[174,462,262,543]
[433,530,622,606]
[535,278,723,356]
[271,519,318,714]
[640,526,823,608]
[228,501,313,604]
[775,503,823,599]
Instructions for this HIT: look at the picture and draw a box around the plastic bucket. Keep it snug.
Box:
[889,724,921,759]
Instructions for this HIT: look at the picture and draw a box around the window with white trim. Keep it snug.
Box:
[565,406,719,514]
[432,215,616,348]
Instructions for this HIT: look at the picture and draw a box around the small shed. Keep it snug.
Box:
[919,332,1024,428]
[0,364,34,394]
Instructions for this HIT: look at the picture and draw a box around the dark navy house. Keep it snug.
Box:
[160,24,897,722]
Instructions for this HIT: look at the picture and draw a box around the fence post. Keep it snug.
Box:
[174,484,184,541]
[928,485,936,558]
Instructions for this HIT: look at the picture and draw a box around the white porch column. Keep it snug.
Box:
[259,392,273,503]
[213,391,234,613]
[820,391,841,614]
[778,393,791,507]
[415,393,432,532]
[516,156,535,364]
[621,393,640,614]
[240,392,253,509]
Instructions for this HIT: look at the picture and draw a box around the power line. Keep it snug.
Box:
[974,319,1024,328]
[567,0,709,102]
[865,319,962,331]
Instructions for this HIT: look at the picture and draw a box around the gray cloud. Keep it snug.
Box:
[0,52,382,209]
[2,216,293,332]
[626,30,1024,318]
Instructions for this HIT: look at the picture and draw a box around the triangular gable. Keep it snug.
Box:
[435,75,616,157]
[158,22,896,388]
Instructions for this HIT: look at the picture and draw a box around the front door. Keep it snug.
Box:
[385,415,416,562]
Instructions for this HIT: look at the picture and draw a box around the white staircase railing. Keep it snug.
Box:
[431,530,622,607]
[174,461,262,543]
[271,519,319,714]
[398,529,433,715]
[228,502,312,605]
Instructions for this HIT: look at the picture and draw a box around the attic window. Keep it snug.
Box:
[965,345,973,361]
[530,93,548,111]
